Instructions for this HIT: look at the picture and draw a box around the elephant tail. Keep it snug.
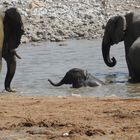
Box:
[48,79,64,87]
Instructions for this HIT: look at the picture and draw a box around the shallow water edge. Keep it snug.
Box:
[0,39,140,98]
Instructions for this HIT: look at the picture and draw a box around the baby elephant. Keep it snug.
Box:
[48,68,104,88]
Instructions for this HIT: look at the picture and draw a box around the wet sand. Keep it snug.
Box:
[0,95,139,139]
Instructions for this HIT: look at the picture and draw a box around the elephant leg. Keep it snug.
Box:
[124,39,135,81]
[0,17,4,73]
[0,41,3,73]
[3,52,16,92]
[125,53,135,81]
[128,38,140,82]
[127,56,137,82]
[0,60,1,72]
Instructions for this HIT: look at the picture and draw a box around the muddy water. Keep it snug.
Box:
[0,39,140,97]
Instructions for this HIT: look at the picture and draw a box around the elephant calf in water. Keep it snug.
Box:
[48,68,104,88]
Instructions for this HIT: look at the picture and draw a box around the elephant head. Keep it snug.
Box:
[48,68,105,88]
[48,68,86,88]
[0,8,24,92]
[3,8,24,51]
[102,15,127,67]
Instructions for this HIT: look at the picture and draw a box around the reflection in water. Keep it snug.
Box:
[0,39,140,97]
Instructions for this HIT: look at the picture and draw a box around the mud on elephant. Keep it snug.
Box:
[48,68,104,88]
[102,12,140,82]
[0,8,24,92]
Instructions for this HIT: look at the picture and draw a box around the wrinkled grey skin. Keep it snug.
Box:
[48,68,104,88]
[102,12,140,82]
[0,8,24,92]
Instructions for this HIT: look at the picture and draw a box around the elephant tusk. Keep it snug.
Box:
[10,49,21,59]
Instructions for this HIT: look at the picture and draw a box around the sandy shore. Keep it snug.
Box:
[0,95,139,139]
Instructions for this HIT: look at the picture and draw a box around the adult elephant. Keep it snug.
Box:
[0,8,24,92]
[102,12,140,82]
[48,68,104,88]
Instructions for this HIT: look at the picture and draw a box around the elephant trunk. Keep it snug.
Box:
[102,34,116,67]
[48,71,73,87]
[48,79,64,87]
[10,49,21,59]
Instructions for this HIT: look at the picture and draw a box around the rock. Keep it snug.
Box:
[0,0,139,43]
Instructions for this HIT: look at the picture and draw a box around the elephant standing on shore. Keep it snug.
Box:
[102,12,140,82]
[0,8,24,92]
[48,68,104,88]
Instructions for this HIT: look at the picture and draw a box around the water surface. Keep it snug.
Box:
[0,39,140,97]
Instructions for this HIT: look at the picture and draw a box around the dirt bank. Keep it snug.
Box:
[0,95,139,139]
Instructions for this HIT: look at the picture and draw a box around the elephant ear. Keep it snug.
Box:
[3,8,24,50]
[109,15,126,44]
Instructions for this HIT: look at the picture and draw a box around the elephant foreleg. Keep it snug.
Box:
[124,38,138,82]
[3,52,16,92]
[127,57,137,82]
[128,37,140,82]
[0,52,2,73]
[0,19,4,73]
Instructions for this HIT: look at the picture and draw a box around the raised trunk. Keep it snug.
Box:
[48,79,64,87]
[102,35,116,67]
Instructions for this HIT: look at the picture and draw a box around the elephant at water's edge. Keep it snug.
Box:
[0,8,24,92]
[102,12,140,82]
[48,68,104,88]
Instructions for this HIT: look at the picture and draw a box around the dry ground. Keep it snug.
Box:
[0,95,139,140]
